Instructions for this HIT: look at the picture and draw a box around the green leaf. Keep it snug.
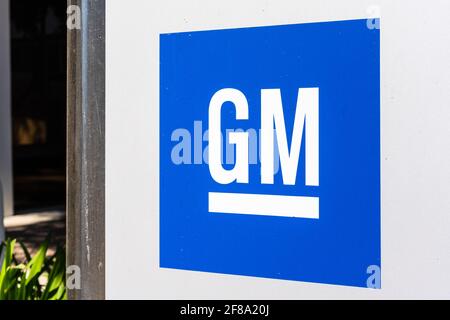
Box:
[25,240,48,286]
[0,239,17,299]
[49,282,66,300]
[2,239,16,273]
[18,241,32,263]
[42,246,66,300]
[0,237,67,301]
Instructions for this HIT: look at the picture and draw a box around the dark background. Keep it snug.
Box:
[10,0,67,213]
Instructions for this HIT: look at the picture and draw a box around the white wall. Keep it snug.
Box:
[106,0,450,299]
[0,0,13,231]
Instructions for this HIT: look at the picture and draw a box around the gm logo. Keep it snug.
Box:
[208,87,319,219]
[160,19,381,288]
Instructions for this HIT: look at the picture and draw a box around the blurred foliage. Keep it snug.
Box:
[0,238,67,300]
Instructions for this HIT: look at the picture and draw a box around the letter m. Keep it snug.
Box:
[261,88,319,186]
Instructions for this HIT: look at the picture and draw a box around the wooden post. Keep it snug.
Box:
[67,0,105,300]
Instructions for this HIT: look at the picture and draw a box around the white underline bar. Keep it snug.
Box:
[209,192,319,219]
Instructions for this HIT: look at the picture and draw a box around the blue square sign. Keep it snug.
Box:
[160,19,380,288]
